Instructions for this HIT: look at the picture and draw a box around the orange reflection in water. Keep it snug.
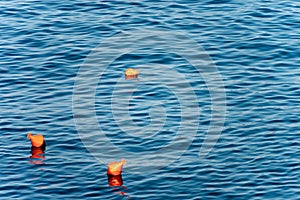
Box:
[125,74,139,80]
[107,174,130,198]
[29,144,46,165]
[108,174,123,186]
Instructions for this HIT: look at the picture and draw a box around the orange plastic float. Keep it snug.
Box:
[27,132,46,148]
[27,133,46,165]
[107,158,126,175]
[125,68,139,80]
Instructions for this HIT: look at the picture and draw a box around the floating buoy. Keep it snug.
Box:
[125,68,139,76]
[107,158,126,175]
[125,68,139,80]
[27,132,45,148]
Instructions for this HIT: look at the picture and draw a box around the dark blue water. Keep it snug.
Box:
[1,0,300,199]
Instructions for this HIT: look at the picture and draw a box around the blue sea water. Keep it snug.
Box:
[1,0,300,199]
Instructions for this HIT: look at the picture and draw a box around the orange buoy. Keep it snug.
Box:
[125,68,139,80]
[27,132,45,148]
[125,68,139,76]
[107,158,126,175]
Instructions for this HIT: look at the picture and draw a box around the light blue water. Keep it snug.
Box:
[1,0,300,199]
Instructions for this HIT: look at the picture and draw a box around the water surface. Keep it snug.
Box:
[1,0,300,199]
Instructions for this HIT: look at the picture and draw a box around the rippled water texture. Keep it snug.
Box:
[1,0,300,199]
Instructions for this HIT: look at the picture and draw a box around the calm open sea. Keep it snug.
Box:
[1,0,300,199]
